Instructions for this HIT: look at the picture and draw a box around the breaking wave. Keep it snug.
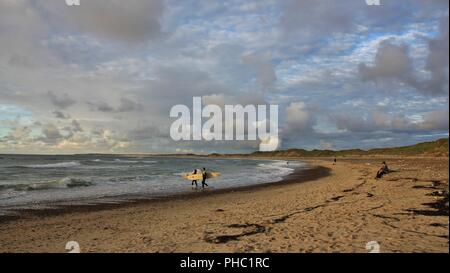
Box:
[0,177,93,192]
[17,161,82,169]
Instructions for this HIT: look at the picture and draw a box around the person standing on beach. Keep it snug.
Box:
[192,169,198,187]
[201,167,208,188]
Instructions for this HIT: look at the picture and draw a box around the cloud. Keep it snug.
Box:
[87,101,115,113]
[40,123,63,144]
[87,98,143,113]
[359,40,417,87]
[279,0,448,45]
[278,101,325,149]
[52,110,70,119]
[3,120,133,152]
[423,16,449,95]
[127,125,165,141]
[202,93,266,107]
[284,101,314,133]
[92,128,131,151]
[200,92,273,150]
[71,119,83,133]
[242,52,277,91]
[319,140,334,150]
[35,0,166,43]
[1,125,31,144]
[117,98,144,112]
[280,0,356,42]
[359,17,449,96]
[48,91,76,109]
[417,109,449,130]
[332,109,449,133]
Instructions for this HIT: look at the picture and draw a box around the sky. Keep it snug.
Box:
[0,0,448,154]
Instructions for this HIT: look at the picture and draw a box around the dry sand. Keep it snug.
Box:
[0,157,448,253]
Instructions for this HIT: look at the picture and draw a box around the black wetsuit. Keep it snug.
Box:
[201,170,208,188]
[192,170,198,187]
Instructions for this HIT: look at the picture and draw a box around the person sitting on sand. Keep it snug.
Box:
[192,169,198,187]
[201,167,209,188]
[376,161,390,179]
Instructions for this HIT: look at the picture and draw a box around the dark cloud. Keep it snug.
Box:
[87,97,143,113]
[280,0,356,40]
[52,110,70,119]
[35,0,166,43]
[127,126,166,141]
[87,101,115,113]
[8,54,35,68]
[135,66,233,117]
[71,119,83,133]
[242,53,277,91]
[40,123,63,144]
[117,98,143,112]
[359,40,418,88]
[48,91,76,109]
[423,16,449,95]
[359,17,449,96]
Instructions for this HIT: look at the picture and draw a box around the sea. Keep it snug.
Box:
[0,154,307,216]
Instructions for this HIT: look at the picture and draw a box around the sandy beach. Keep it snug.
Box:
[0,157,448,253]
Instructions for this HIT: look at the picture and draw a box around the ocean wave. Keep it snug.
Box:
[87,159,157,164]
[114,159,139,163]
[255,161,296,180]
[113,159,158,164]
[257,161,293,171]
[141,160,157,164]
[108,176,137,182]
[17,161,82,169]
[61,177,94,188]
[0,177,93,192]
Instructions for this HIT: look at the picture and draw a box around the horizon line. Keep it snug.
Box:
[1,137,447,156]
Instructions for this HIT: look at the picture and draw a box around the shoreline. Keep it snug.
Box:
[0,163,330,223]
[0,157,447,253]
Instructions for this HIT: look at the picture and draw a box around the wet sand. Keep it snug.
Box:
[0,157,448,253]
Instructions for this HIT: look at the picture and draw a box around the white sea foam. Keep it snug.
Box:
[113,159,139,163]
[21,161,82,168]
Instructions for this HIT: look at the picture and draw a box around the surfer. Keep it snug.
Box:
[192,169,198,187]
[201,167,208,188]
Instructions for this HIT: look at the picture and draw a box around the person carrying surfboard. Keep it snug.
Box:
[192,169,198,187]
[201,167,209,188]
